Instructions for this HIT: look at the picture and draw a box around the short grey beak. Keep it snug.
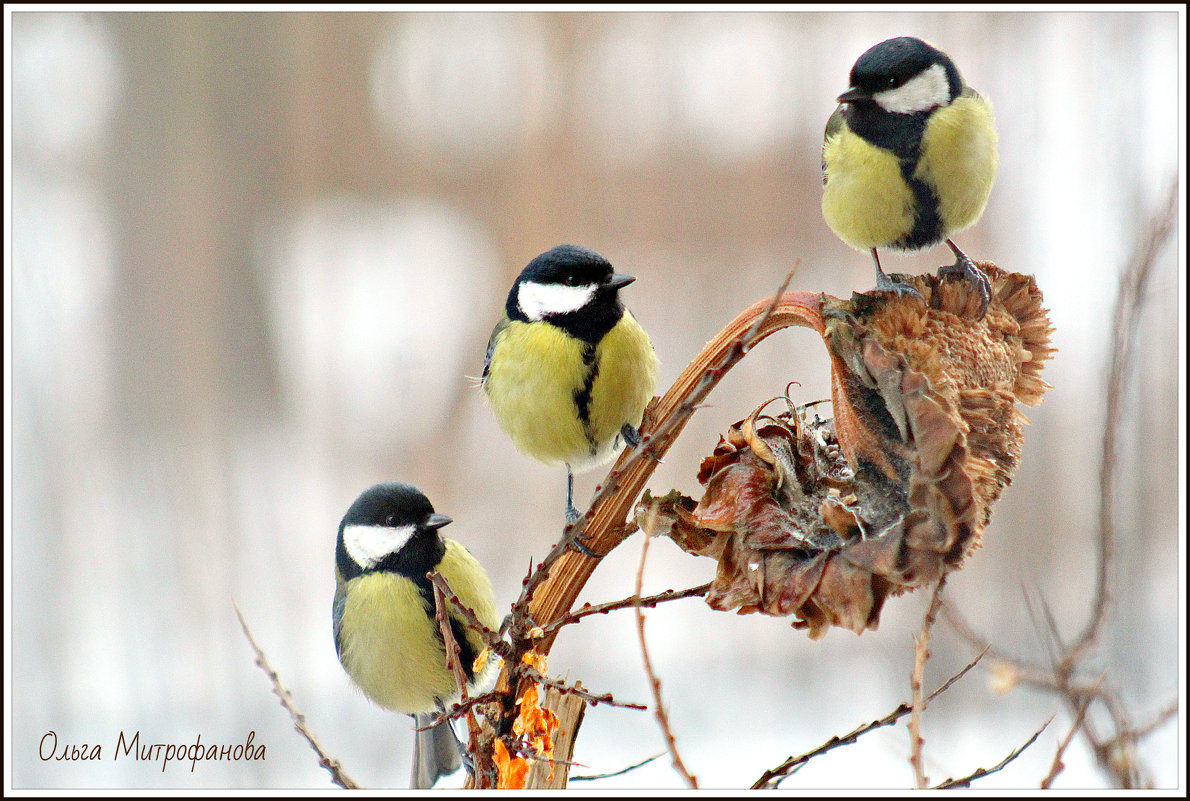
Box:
[605,273,636,291]
[424,514,452,530]
[836,86,867,103]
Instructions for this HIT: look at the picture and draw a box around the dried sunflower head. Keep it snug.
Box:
[643,264,1055,638]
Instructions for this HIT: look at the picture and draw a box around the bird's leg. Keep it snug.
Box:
[620,422,662,464]
[563,467,604,558]
[871,248,924,302]
[565,468,580,525]
[499,612,538,637]
[620,423,640,448]
[938,239,991,318]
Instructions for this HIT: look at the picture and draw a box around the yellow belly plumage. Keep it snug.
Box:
[822,135,915,250]
[484,312,659,470]
[821,93,997,251]
[337,540,499,714]
[915,95,998,237]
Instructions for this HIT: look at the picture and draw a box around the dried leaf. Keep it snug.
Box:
[494,738,529,790]
[507,653,561,783]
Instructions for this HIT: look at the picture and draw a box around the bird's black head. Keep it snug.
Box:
[336,482,450,581]
[842,36,963,112]
[506,244,635,342]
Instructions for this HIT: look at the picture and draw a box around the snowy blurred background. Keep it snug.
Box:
[6,8,1182,791]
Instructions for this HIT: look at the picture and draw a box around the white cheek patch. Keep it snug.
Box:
[872,63,951,114]
[517,281,597,321]
[343,524,416,570]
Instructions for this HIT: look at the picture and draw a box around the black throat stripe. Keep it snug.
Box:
[573,341,600,456]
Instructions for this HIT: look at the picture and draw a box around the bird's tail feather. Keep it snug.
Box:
[411,712,463,789]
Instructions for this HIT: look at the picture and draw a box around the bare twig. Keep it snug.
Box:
[429,688,503,728]
[934,718,1051,789]
[1042,678,1101,789]
[427,570,506,654]
[520,664,646,711]
[938,600,1046,678]
[1069,179,1177,663]
[1127,701,1178,741]
[1023,584,1069,667]
[570,752,666,782]
[542,582,711,633]
[635,507,698,788]
[234,603,359,790]
[909,575,948,789]
[430,575,472,705]
[751,648,988,789]
[430,572,482,753]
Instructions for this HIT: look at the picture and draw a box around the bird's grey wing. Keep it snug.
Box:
[481,315,511,384]
[822,104,847,185]
[332,576,347,659]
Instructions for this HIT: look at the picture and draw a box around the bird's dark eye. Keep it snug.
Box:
[564,273,582,287]
[385,513,398,526]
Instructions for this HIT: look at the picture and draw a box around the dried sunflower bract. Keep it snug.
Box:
[642,264,1055,639]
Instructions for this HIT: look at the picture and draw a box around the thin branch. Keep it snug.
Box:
[933,718,1051,789]
[1042,679,1101,789]
[427,570,506,653]
[939,600,1085,691]
[938,600,1046,679]
[635,506,698,789]
[909,575,948,789]
[233,603,360,790]
[430,572,483,755]
[1127,701,1178,741]
[1070,179,1177,663]
[429,688,503,727]
[431,575,473,706]
[570,752,666,782]
[520,664,646,711]
[1024,584,1070,669]
[542,582,711,633]
[752,647,987,789]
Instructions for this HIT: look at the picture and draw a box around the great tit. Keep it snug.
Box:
[332,482,500,789]
[482,244,660,526]
[821,36,998,314]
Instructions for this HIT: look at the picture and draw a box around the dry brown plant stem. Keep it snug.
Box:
[1041,677,1101,789]
[430,574,483,759]
[480,273,822,785]
[234,603,360,790]
[751,648,988,789]
[543,582,711,633]
[635,507,698,788]
[909,575,948,789]
[1071,179,1178,664]
[493,275,820,729]
[933,719,1050,789]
